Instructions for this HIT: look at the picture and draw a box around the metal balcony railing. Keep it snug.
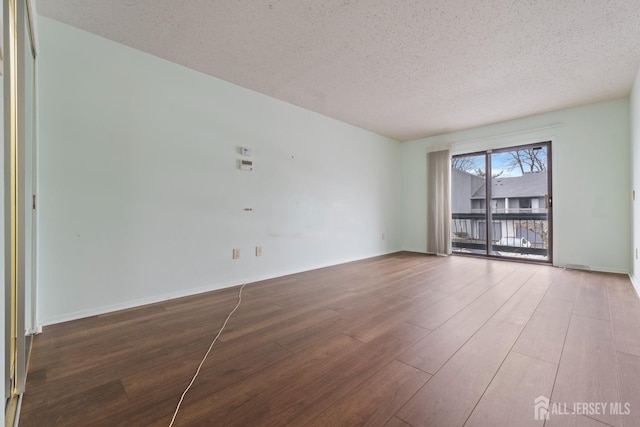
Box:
[451,212,548,257]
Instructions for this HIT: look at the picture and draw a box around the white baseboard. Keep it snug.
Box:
[630,273,640,298]
[40,249,403,326]
[26,325,43,335]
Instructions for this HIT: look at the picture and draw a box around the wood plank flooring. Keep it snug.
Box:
[18,252,640,426]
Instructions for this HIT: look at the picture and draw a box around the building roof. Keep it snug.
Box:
[471,171,547,199]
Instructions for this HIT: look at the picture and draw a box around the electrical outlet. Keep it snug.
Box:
[232,248,240,259]
[256,246,262,256]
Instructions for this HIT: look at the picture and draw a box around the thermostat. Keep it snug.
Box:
[240,160,253,171]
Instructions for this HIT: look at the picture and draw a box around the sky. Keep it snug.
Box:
[457,147,547,178]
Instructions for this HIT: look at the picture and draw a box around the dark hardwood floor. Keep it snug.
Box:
[18,252,640,426]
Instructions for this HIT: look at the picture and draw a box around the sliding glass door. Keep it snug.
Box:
[5,1,38,423]
[451,142,552,262]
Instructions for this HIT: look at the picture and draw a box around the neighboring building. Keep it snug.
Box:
[470,171,547,214]
[451,168,485,214]
[451,169,548,248]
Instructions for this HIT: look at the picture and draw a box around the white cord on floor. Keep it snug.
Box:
[168,283,247,427]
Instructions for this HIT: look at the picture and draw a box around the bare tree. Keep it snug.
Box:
[451,156,477,172]
[451,157,506,178]
[471,168,504,178]
[507,148,546,174]
[473,168,504,179]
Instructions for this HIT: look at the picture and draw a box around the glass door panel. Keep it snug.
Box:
[489,146,550,261]
[451,153,488,255]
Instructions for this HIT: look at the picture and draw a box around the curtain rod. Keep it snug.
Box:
[452,123,564,146]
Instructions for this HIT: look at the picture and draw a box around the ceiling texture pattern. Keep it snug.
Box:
[36,0,640,141]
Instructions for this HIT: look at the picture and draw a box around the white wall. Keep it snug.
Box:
[402,99,631,274]
[37,18,401,324]
[631,66,640,292]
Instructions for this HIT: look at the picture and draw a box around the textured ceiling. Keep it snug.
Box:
[36,0,640,141]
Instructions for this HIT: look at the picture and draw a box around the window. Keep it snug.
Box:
[519,198,532,210]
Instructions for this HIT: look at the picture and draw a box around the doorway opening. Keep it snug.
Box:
[451,142,552,262]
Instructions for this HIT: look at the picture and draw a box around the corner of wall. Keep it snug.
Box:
[631,64,640,286]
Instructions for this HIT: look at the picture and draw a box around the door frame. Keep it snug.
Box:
[4,0,37,422]
[451,141,553,263]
